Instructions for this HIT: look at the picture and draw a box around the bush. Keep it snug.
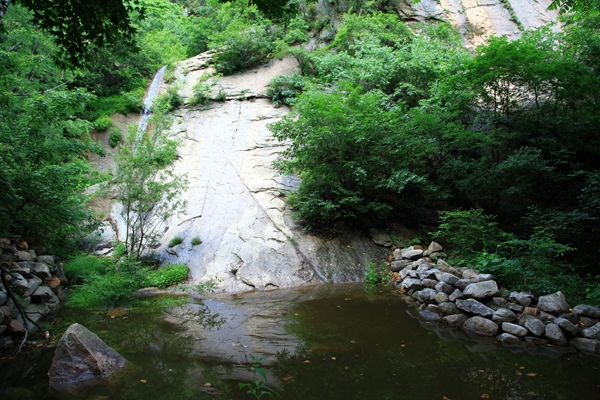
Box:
[64,254,112,284]
[168,236,184,247]
[267,73,305,107]
[190,82,212,105]
[191,237,202,246]
[93,115,113,131]
[364,261,391,285]
[108,127,123,147]
[154,86,183,111]
[214,87,227,102]
[284,15,309,45]
[144,263,189,288]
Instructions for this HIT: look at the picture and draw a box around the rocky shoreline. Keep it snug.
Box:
[392,242,600,356]
[0,237,67,349]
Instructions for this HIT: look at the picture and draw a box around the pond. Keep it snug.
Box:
[1,283,599,399]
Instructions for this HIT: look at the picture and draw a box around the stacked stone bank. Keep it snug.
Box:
[394,242,600,356]
[0,237,66,348]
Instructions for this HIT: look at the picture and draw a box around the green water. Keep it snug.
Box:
[1,283,599,399]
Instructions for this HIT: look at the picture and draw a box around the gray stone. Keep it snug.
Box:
[449,289,464,302]
[392,248,403,261]
[435,281,454,295]
[31,285,59,304]
[559,312,579,325]
[25,302,50,326]
[569,337,600,354]
[437,272,459,286]
[417,288,437,303]
[401,278,423,291]
[35,255,55,266]
[545,323,567,346]
[418,268,439,280]
[463,280,500,299]
[435,292,449,304]
[454,279,473,291]
[509,291,534,307]
[48,323,126,394]
[539,311,557,322]
[370,229,391,247]
[455,298,495,317]
[492,308,517,324]
[478,273,494,282]
[502,322,528,337]
[421,278,438,289]
[429,251,446,260]
[463,316,499,336]
[581,323,600,340]
[0,290,7,306]
[487,297,509,309]
[425,304,441,314]
[436,259,460,276]
[27,275,42,297]
[15,250,34,261]
[581,316,599,328]
[572,304,600,319]
[14,262,33,278]
[461,268,480,282]
[419,310,442,322]
[522,316,546,337]
[401,248,424,260]
[497,332,521,345]
[508,303,524,313]
[390,260,412,272]
[443,313,468,327]
[399,267,412,280]
[537,291,570,315]
[427,241,443,254]
[438,302,460,316]
[9,273,29,295]
[524,336,548,346]
[8,319,26,336]
[0,325,6,335]
[31,262,51,281]
[554,317,579,337]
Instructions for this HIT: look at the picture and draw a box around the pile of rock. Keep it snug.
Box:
[393,242,600,355]
[0,237,67,348]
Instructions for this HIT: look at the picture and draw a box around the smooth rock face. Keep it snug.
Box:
[463,280,500,299]
[463,316,499,336]
[48,323,126,394]
[537,291,570,315]
[455,298,494,317]
[573,304,600,319]
[502,322,528,337]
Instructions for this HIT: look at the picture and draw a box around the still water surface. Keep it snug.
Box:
[2,283,599,399]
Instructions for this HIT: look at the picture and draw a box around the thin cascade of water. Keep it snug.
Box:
[134,65,167,149]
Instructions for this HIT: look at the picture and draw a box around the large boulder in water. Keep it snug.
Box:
[48,323,125,394]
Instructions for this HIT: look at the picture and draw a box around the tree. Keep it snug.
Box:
[548,0,600,14]
[111,111,188,256]
[1,0,144,65]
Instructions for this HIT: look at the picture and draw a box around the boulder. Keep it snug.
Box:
[419,310,442,322]
[487,297,508,309]
[14,262,33,278]
[455,298,495,317]
[463,316,499,336]
[581,323,600,340]
[539,311,557,322]
[461,268,480,282]
[31,263,51,281]
[559,312,579,325]
[15,250,34,261]
[401,278,423,291]
[554,317,579,338]
[435,292,449,304]
[435,281,454,295]
[508,303,524,313]
[437,272,459,286]
[9,273,29,296]
[31,285,59,304]
[418,268,439,281]
[8,319,26,336]
[426,241,443,254]
[421,278,438,289]
[501,322,528,337]
[392,248,403,261]
[27,275,43,297]
[48,323,126,394]
[438,302,460,316]
[449,289,464,302]
[417,288,437,303]
[492,308,517,324]
[0,290,7,305]
[572,304,600,319]
[509,291,533,307]
[569,337,600,354]
[390,260,412,272]
[545,323,567,346]
[537,291,570,315]
[442,313,468,327]
[463,281,500,299]
[401,248,423,260]
[497,332,521,345]
[370,229,391,247]
[454,279,473,291]
[436,260,460,276]
[478,274,494,282]
[35,255,55,266]
[522,316,546,337]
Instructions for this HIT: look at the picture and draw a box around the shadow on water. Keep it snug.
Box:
[1,284,600,399]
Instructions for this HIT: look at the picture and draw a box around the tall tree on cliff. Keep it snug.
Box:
[0,0,144,65]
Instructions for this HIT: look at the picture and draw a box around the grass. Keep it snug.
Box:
[168,236,184,248]
[191,237,202,246]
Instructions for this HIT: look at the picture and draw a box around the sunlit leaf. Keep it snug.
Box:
[282,376,293,382]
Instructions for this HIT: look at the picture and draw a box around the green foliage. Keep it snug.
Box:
[364,261,391,285]
[238,355,280,399]
[190,81,213,105]
[109,111,188,256]
[194,276,223,294]
[284,14,308,44]
[94,115,113,131]
[191,237,202,246]
[154,86,183,111]
[109,127,124,147]
[64,254,113,284]
[144,263,189,287]
[214,86,227,102]
[267,73,305,107]
[168,236,184,248]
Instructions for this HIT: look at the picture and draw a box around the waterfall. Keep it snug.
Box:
[134,65,166,149]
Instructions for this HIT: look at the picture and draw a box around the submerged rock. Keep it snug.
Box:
[48,323,126,395]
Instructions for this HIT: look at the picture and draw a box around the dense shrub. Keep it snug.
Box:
[93,115,113,131]
[144,263,189,288]
[267,73,305,107]
[108,127,123,147]
[64,254,112,285]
